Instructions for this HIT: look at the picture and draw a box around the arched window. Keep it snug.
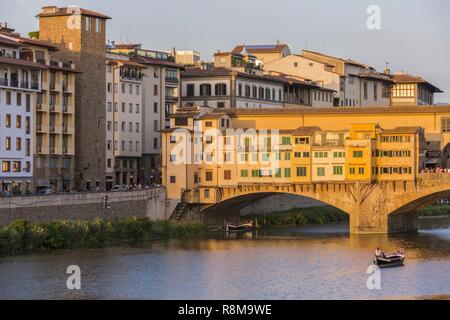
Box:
[199,83,212,96]
[215,83,227,96]
[265,88,271,100]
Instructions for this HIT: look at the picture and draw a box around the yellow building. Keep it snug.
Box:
[162,107,429,204]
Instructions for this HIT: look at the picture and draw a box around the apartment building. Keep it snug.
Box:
[105,55,145,189]
[38,6,111,191]
[173,50,201,66]
[181,67,285,109]
[108,44,184,185]
[161,108,427,203]
[0,25,77,193]
[390,72,443,106]
[265,50,393,107]
[231,44,292,65]
[0,38,40,195]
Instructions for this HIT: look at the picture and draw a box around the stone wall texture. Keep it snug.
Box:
[0,188,167,225]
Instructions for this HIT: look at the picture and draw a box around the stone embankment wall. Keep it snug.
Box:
[0,188,167,225]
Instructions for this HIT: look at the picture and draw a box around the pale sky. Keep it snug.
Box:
[3,0,450,102]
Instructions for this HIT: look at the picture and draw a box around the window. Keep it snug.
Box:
[204,189,210,199]
[6,92,11,105]
[363,82,368,100]
[129,103,133,113]
[240,170,249,177]
[295,137,309,145]
[107,102,112,112]
[353,151,363,158]
[274,168,282,178]
[16,93,22,106]
[170,176,176,183]
[129,84,133,94]
[186,84,195,96]
[284,152,291,160]
[282,137,291,145]
[122,84,126,94]
[217,102,225,108]
[154,84,158,96]
[154,138,158,149]
[136,104,140,113]
[16,137,21,151]
[175,117,188,126]
[154,102,158,113]
[296,167,307,177]
[333,166,343,175]
[16,115,22,129]
[374,84,378,101]
[13,161,21,173]
[136,85,140,95]
[317,167,325,176]
[136,122,139,133]
[349,167,356,175]
[2,161,11,172]
[6,114,11,128]
[154,120,158,131]
[95,18,100,32]
[442,118,450,133]
[5,137,11,150]
[224,170,231,180]
[359,167,365,175]
[284,168,291,177]
[200,84,212,96]
[215,83,227,95]
[238,83,242,96]
[382,83,390,98]
[85,16,90,31]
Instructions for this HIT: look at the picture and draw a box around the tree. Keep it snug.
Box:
[28,31,39,39]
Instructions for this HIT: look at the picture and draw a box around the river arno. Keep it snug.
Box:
[0,216,449,300]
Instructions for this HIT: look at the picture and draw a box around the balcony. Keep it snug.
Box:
[36,124,47,132]
[49,146,56,154]
[10,78,18,88]
[0,78,8,86]
[49,82,56,91]
[20,81,29,89]
[31,81,39,90]
[165,77,179,85]
[62,125,73,134]
[165,94,179,102]
[49,104,56,112]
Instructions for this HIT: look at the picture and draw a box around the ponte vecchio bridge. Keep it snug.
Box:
[179,173,450,234]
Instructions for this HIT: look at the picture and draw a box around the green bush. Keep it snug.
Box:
[0,218,209,256]
[250,206,347,227]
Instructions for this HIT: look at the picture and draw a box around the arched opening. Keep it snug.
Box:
[201,192,349,227]
[389,190,450,233]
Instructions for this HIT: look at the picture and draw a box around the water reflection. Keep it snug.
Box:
[0,217,449,300]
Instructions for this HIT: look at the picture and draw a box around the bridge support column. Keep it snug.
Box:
[388,211,418,233]
[349,209,389,234]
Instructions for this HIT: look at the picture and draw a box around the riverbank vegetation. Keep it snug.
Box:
[0,218,210,255]
[419,204,450,217]
[249,206,348,227]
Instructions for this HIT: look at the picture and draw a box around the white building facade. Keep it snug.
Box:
[0,41,43,195]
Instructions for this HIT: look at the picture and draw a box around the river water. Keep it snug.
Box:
[0,216,449,300]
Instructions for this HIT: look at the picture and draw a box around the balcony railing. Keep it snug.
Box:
[0,78,8,86]
[49,104,56,112]
[50,82,56,91]
[36,146,42,153]
[165,94,179,101]
[62,105,68,113]
[20,81,29,89]
[10,78,18,87]
[63,147,68,154]
[49,146,55,154]
[50,125,55,133]
[165,77,179,84]
[31,81,39,90]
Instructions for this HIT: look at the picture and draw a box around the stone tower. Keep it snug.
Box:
[37,6,111,190]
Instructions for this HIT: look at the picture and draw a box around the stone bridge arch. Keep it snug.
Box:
[192,174,450,234]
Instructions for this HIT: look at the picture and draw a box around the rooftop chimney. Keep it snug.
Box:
[41,6,58,14]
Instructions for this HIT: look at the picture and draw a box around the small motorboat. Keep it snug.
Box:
[225,223,253,233]
[373,253,405,268]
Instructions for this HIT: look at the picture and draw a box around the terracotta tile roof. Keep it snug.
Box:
[213,105,450,116]
[37,7,111,19]
[0,56,48,69]
[133,56,184,69]
[199,113,229,120]
[18,37,59,50]
[292,126,321,136]
[107,59,146,68]
[391,73,442,93]
[353,71,393,83]
[0,36,21,47]
[112,44,141,49]
[182,66,287,84]
[303,50,373,69]
[232,44,289,55]
[381,127,422,134]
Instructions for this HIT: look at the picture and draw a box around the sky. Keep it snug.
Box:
[3,0,450,102]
